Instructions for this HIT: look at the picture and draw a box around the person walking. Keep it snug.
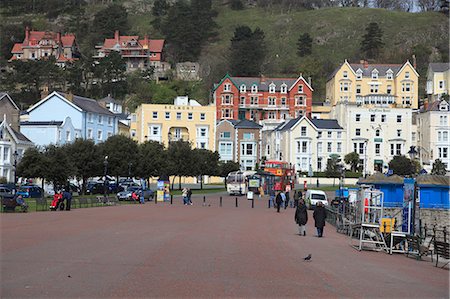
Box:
[294,189,302,208]
[275,191,283,213]
[187,188,193,205]
[269,188,275,208]
[280,191,286,209]
[63,189,72,211]
[285,190,290,209]
[313,201,327,237]
[295,199,308,236]
[182,187,189,205]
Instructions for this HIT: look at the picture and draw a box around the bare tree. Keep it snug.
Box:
[417,0,440,11]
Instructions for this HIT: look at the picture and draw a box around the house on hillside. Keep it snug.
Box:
[20,91,119,146]
[93,30,169,77]
[426,62,450,102]
[9,27,80,65]
[213,74,313,126]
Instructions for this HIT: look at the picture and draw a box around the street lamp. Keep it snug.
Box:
[408,146,418,160]
[12,150,18,185]
[364,140,368,178]
[103,156,108,198]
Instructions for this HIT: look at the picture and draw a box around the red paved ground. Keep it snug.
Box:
[1,193,449,298]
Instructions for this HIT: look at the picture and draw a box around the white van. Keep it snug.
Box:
[305,190,328,209]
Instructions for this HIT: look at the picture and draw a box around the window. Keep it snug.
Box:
[108,117,113,126]
[356,114,361,122]
[327,131,332,138]
[220,132,231,139]
[281,84,287,93]
[317,132,322,138]
[387,85,392,94]
[375,143,381,155]
[88,113,93,123]
[356,128,361,136]
[443,131,449,142]
[438,147,448,159]
[343,71,348,78]
[269,84,276,93]
[281,97,287,106]
[240,96,245,105]
[97,130,103,140]
[405,71,410,79]
[243,133,254,140]
[131,130,136,137]
[439,80,444,89]
[188,113,193,120]
[251,84,258,93]
[152,126,160,136]
[375,129,380,137]
[402,96,411,106]
[381,115,386,122]
[327,142,332,152]
[359,142,365,155]
[250,96,258,105]
[3,146,9,161]
[152,111,158,119]
[371,70,378,79]
[356,84,361,94]
[240,84,246,92]
[337,132,342,139]
[222,94,232,105]
[219,142,233,156]
[66,131,71,142]
[268,111,276,119]
[224,83,231,92]
[107,132,112,138]
[386,71,393,80]
[176,112,182,120]
[397,129,402,137]
[397,115,402,123]
[301,126,307,137]
[356,71,362,80]
[391,144,402,156]
[337,142,342,153]
[340,82,349,92]
[268,97,276,106]
[438,131,442,141]
[440,115,448,126]
[58,130,62,142]
[370,84,379,93]
[318,142,322,153]
[88,129,93,139]
[165,112,170,119]
[221,109,231,118]
[199,127,207,137]
[402,83,411,92]
[370,114,375,122]
[241,143,254,156]
[302,141,308,153]
[200,113,206,120]
[298,85,304,93]
[98,115,103,124]
[295,96,305,106]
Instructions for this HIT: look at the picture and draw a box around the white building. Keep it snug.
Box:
[331,102,416,175]
[263,116,345,172]
[417,99,450,172]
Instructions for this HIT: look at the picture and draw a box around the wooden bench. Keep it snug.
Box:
[406,235,432,260]
[433,240,450,268]
[2,197,28,213]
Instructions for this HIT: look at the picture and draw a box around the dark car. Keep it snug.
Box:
[86,183,107,195]
[17,185,43,198]
[0,186,13,198]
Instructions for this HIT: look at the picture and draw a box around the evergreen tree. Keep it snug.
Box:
[388,155,417,176]
[92,3,129,42]
[360,22,384,60]
[231,0,245,10]
[297,33,313,57]
[151,0,169,31]
[230,26,266,76]
[344,152,360,172]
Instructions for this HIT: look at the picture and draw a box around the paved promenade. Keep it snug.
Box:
[1,194,449,298]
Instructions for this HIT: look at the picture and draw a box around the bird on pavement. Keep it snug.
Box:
[303,254,312,261]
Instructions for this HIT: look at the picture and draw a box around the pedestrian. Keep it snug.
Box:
[63,189,72,211]
[187,188,193,205]
[285,190,290,209]
[294,189,302,208]
[182,187,188,205]
[275,191,283,213]
[280,191,286,209]
[313,201,327,237]
[139,190,145,204]
[295,199,308,236]
[269,188,275,208]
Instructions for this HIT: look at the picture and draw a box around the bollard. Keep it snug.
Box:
[235,197,238,207]
[444,226,447,243]
[268,199,270,209]
[170,194,173,205]
[155,195,157,204]
[203,196,206,205]
[252,198,254,208]
[220,196,222,207]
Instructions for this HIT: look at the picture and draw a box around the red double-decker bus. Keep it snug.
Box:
[263,160,295,192]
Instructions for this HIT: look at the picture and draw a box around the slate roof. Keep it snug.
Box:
[20,121,63,126]
[11,128,32,143]
[234,119,262,129]
[57,92,114,116]
[275,117,301,132]
[0,92,19,110]
[421,99,449,112]
[429,62,450,72]
[230,77,298,92]
[328,61,405,81]
[310,119,342,130]
[100,33,164,53]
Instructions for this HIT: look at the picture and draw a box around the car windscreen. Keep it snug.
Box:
[311,194,326,201]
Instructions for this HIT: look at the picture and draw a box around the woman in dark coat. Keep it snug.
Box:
[295,199,308,236]
[275,191,282,213]
[313,201,327,237]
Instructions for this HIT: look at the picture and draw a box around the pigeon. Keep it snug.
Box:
[67,275,72,278]
[303,254,312,261]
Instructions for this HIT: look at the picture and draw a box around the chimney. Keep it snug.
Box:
[260,74,266,84]
[308,76,312,86]
[66,92,74,102]
[423,99,429,111]
[412,55,417,69]
[363,60,369,69]
[359,60,365,64]
[57,32,61,44]
[25,26,30,42]
[40,85,49,99]
[115,30,120,43]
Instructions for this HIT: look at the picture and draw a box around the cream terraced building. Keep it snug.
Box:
[426,62,450,102]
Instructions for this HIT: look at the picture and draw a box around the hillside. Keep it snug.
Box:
[1,2,448,103]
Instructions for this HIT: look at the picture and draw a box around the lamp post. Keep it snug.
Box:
[128,162,132,180]
[364,140,368,178]
[103,156,108,198]
[12,150,18,185]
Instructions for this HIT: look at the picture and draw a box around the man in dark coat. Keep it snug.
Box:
[63,189,72,211]
[313,201,327,237]
[275,191,283,213]
[295,199,308,236]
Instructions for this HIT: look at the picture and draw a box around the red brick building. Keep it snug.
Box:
[213,74,313,122]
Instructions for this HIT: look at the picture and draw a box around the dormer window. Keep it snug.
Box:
[281,84,287,93]
[386,70,393,80]
[371,70,378,79]
[343,71,348,79]
[298,85,304,93]
[251,84,258,93]
[224,83,231,92]
[240,84,246,92]
[356,69,362,80]
[440,102,449,111]
[269,83,276,93]
[405,71,410,79]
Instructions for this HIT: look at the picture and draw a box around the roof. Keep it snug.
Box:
[11,43,23,53]
[24,31,76,47]
[0,92,19,110]
[101,35,164,52]
[328,60,410,81]
[20,121,63,126]
[57,92,115,116]
[234,119,262,129]
[100,94,120,105]
[357,173,404,185]
[229,77,297,92]
[310,119,342,130]
[0,120,34,145]
[11,128,32,143]
[421,99,449,112]
[416,175,450,187]
[429,62,450,73]
[276,117,301,132]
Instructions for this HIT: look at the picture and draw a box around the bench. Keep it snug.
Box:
[78,198,89,208]
[406,235,432,260]
[2,197,28,213]
[35,198,47,211]
[433,240,450,268]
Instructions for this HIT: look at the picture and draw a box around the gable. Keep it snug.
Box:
[396,61,419,78]
[28,91,82,114]
[0,93,19,110]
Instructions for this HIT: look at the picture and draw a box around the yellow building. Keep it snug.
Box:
[326,60,419,109]
[426,62,450,102]
[130,96,216,150]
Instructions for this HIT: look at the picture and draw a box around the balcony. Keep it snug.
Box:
[356,95,396,106]
[239,103,289,110]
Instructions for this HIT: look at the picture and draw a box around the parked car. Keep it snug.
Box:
[140,189,154,201]
[17,185,43,198]
[305,190,328,209]
[0,186,13,198]
[86,183,107,195]
[117,186,141,201]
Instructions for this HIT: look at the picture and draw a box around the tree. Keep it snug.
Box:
[166,140,193,190]
[65,139,102,194]
[431,159,447,175]
[43,144,74,190]
[325,155,340,186]
[151,0,170,31]
[92,3,129,43]
[94,51,127,98]
[231,0,245,10]
[229,26,266,76]
[388,155,417,176]
[360,22,384,60]
[297,33,313,57]
[418,0,440,11]
[16,147,46,188]
[0,23,25,62]
[216,160,241,188]
[137,141,166,180]
[191,149,219,189]
[344,152,360,172]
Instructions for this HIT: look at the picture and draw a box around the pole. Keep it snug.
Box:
[252,198,254,208]
[220,196,222,207]
[170,194,173,205]
[203,195,206,205]
[235,197,238,207]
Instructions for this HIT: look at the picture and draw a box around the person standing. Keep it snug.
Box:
[63,189,72,211]
[295,199,308,236]
[285,190,290,209]
[182,187,188,205]
[294,189,302,208]
[187,188,193,205]
[313,201,327,237]
[275,191,283,213]
[280,191,286,209]
[269,188,275,208]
